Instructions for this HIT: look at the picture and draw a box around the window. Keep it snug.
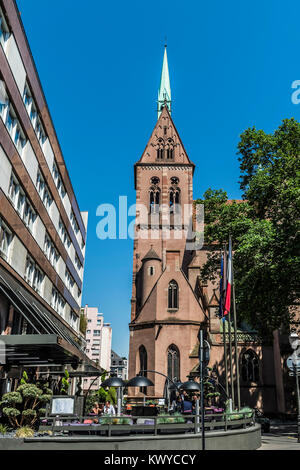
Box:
[168,280,178,309]
[70,210,79,235]
[0,217,12,261]
[35,116,46,146]
[165,139,174,160]
[14,122,26,153]
[241,349,259,383]
[58,218,71,252]
[8,173,35,232]
[139,345,148,394]
[52,162,66,200]
[36,170,53,213]
[0,10,10,47]
[156,138,164,160]
[93,330,101,336]
[69,311,78,331]
[149,185,160,214]
[65,269,75,293]
[25,256,44,295]
[167,345,180,381]
[51,287,65,317]
[23,199,36,232]
[169,188,180,213]
[5,104,26,154]
[148,266,155,276]
[23,83,32,110]
[75,253,82,274]
[43,233,59,269]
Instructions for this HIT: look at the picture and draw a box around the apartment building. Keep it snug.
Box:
[0,0,99,393]
[82,305,112,391]
[110,350,128,381]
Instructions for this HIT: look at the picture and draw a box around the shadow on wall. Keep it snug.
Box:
[211,343,277,413]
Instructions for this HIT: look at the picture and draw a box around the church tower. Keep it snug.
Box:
[128,47,207,398]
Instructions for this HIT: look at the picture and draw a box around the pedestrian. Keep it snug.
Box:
[104,400,116,416]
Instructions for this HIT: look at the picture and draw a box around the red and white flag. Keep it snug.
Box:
[224,237,232,316]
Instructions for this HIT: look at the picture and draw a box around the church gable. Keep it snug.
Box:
[137,106,194,166]
[136,262,206,324]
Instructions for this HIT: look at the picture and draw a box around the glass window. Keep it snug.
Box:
[168,280,178,309]
[167,344,180,381]
[0,217,12,260]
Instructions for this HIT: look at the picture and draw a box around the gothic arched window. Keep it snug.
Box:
[168,280,178,309]
[156,138,164,160]
[149,178,160,213]
[167,344,180,381]
[165,138,174,160]
[241,349,259,383]
[139,345,148,394]
[169,187,180,213]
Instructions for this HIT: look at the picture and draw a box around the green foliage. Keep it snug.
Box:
[17,384,42,400]
[0,392,22,405]
[0,380,52,429]
[0,424,8,435]
[97,372,117,405]
[158,413,185,424]
[60,369,70,395]
[14,426,35,438]
[20,371,29,385]
[197,118,300,338]
[80,313,88,335]
[2,407,21,419]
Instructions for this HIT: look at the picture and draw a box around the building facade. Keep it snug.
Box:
[0,0,98,395]
[128,46,290,415]
[110,350,128,381]
[82,305,112,391]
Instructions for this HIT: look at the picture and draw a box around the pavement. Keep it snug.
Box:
[258,423,300,450]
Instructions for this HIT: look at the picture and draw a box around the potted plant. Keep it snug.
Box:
[0,373,52,432]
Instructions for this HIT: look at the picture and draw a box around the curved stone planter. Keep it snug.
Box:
[0,424,261,450]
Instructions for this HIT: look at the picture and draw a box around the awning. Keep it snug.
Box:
[0,265,101,374]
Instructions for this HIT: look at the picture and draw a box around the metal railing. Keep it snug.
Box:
[39,411,255,437]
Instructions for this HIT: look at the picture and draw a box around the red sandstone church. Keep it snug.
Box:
[128,47,290,415]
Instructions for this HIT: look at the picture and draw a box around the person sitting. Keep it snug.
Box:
[103,400,116,416]
[91,402,102,416]
[181,397,193,414]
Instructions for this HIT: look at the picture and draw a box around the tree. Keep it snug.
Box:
[0,372,52,429]
[197,118,300,339]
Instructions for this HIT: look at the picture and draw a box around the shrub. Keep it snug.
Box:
[0,424,8,435]
[14,426,35,438]
[0,381,52,429]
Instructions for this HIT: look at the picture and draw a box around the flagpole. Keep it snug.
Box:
[225,237,235,409]
[228,300,235,409]
[232,248,241,410]
[222,246,229,400]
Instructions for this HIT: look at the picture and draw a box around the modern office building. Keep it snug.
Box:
[110,350,128,381]
[82,305,112,391]
[0,0,99,394]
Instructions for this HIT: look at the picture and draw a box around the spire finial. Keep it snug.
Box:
[157,44,171,119]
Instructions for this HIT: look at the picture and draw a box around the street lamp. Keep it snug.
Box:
[126,376,154,388]
[289,331,300,443]
[101,376,126,415]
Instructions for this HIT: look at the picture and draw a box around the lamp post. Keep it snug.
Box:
[101,376,126,415]
[137,369,182,409]
[289,332,300,443]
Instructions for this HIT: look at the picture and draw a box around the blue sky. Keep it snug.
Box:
[17,0,300,358]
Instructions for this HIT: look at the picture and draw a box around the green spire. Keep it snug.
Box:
[157,45,171,119]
